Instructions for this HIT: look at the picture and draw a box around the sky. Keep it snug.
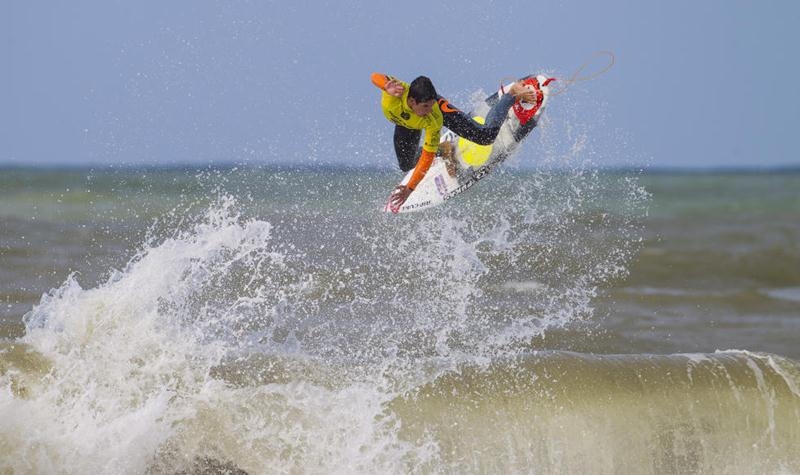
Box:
[2,0,799,169]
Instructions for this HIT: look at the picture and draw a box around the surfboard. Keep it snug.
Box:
[383,75,553,214]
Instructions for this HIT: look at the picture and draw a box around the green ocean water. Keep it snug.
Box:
[2,167,798,356]
[1,165,799,473]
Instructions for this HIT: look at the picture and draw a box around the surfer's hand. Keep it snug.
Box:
[385,79,404,97]
[388,185,411,213]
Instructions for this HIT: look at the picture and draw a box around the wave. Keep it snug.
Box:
[0,164,748,474]
[4,341,799,474]
[392,350,800,474]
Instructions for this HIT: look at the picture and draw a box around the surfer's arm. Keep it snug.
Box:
[406,117,442,190]
[405,117,441,190]
[371,72,389,89]
[388,147,434,212]
[406,149,435,190]
[371,72,404,97]
[388,149,433,212]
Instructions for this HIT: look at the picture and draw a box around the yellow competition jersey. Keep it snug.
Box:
[380,81,442,153]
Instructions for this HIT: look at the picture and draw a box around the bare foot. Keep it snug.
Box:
[440,141,458,177]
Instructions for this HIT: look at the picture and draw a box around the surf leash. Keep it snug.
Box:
[548,50,615,97]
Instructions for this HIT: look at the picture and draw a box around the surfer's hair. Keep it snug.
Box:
[408,76,438,102]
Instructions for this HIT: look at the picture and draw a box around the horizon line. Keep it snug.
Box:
[1,162,799,175]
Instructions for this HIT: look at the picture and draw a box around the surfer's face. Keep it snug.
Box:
[408,97,436,117]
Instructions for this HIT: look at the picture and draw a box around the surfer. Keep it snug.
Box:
[371,73,537,212]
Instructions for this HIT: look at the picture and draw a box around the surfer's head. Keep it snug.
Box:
[408,76,437,116]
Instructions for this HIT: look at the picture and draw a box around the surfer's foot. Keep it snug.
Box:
[509,79,537,104]
[439,140,458,177]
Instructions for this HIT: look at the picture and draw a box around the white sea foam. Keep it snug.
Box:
[0,197,422,473]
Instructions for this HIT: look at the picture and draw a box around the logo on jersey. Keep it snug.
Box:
[437,98,459,113]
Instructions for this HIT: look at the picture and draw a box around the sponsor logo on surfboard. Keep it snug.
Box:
[402,200,432,211]
[434,174,448,197]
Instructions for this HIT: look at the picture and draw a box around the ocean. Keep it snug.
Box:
[1,164,799,474]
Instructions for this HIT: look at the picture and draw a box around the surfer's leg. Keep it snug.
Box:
[483,93,516,131]
[393,126,422,172]
[441,79,536,144]
[439,98,499,146]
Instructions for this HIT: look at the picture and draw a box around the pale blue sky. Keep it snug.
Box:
[2,1,798,168]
